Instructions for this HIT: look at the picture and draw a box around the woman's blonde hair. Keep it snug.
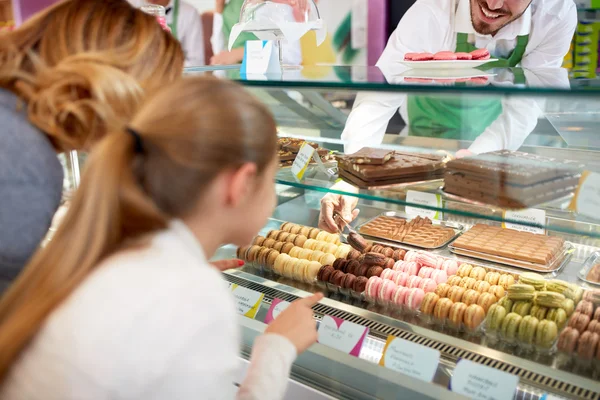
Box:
[0,76,278,381]
[0,0,184,151]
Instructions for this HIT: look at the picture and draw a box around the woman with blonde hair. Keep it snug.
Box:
[0,76,322,399]
[0,0,184,290]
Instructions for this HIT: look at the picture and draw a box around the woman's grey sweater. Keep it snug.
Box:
[0,89,64,290]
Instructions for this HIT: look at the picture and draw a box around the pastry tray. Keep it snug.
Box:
[356,211,464,250]
[448,242,574,273]
[578,251,600,287]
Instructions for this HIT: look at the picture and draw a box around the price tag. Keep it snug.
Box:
[240,40,281,75]
[263,298,291,324]
[569,171,600,221]
[230,284,264,320]
[450,359,519,400]
[379,336,440,382]
[502,208,546,235]
[406,190,442,220]
[318,315,369,357]
[291,143,317,180]
[540,394,564,400]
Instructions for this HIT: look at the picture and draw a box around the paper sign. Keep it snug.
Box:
[317,315,369,357]
[502,208,546,234]
[406,190,442,220]
[569,171,600,221]
[379,336,440,382]
[291,143,316,180]
[240,40,281,75]
[450,359,519,400]
[230,284,265,320]
[540,394,564,400]
[264,298,291,324]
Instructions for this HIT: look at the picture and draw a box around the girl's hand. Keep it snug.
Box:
[212,259,244,271]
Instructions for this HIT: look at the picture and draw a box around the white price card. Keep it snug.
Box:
[379,336,440,382]
[264,298,291,324]
[318,315,369,357]
[291,143,317,180]
[230,284,264,320]
[569,171,600,221]
[450,359,519,400]
[502,208,546,235]
[406,190,442,220]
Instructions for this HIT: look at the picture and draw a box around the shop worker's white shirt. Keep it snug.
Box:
[0,220,296,400]
[129,0,205,67]
[342,0,577,154]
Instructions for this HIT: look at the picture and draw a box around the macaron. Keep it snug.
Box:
[584,290,600,304]
[576,300,594,318]
[577,331,600,360]
[290,225,302,234]
[441,259,459,276]
[253,236,266,246]
[535,291,566,309]
[293,259,309,281]
[308,228,320,239]
[346,260,361,275]
[517,315,539,345]
[497,297,514,312]
[283,257,297,278]
[455,52,472,60]
[595,307,600,322]
[486,304,507,331]
[408,276,423,289]
[392,286,411,306]
[448,286,466,303]
[488,285,505,299]
[332,258,345,271]
[420,292,440,315]
[320,253,336,266]
[367,266,384,278]
[508,284,535,301]
[431,270,448,284]
[484,271,501,286]
[462,289,480,306]
[379,280,398,302]
[342,273,358,290]
[353,276,368,293]
[404,250,419,262]
[347,249,361,260]
[568,312,590,332]
[433,298,454,320]
[499,275,516,290]
[299,226,311,237]
[519,272,546,291]
[501,313,523,340]
[411,52,434,61]
[419,278,438,293]
[393,249,406,261]
[547,308,568,330]
[323,243,338,255]
[406,288,426,310]
[356,265,369,278]
[273,241,284,252]
[469,267,487,281]
[557,327,580,353]
[464,304,486,331]
[419,267,434,279]
[404,262,419,276]
[365,277,384,299]
[404,52,418,61]
[512,301,532,317]
[246,245,262,262]
[530,305,548,321]
[435,283,451,298]
[314,241,327,252]
[535,320,558,349]
[393,260,405,271]
[477,293,497,313]
[305,261,321,282]
[546,279,571,296]
[394,272,410,287]
[381,269,396,281]
[293,235,308,248]
[473,280,491,294]
[457,264,473,277]
[384,258,395,270]
[329,270,345,286]
[316,231,329,242]
[562,299,575,317]
[236,246,250,260]
[470,48,490,60]
[280,222,291,232]
[275,253,291,275]
[266,249,280,270]
[281,242,294,254]
[449,302,468,326]
[588,320,600,334]
[433,51,457,60]
[288,246,302,259]
[266,230,278,239]
[335,246,351,260]
[299,248,313,260]
[448,276,463,287]
[459,277,477,290]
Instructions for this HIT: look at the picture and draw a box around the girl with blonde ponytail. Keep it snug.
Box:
[0,0,184,290]
[0,76,322,400]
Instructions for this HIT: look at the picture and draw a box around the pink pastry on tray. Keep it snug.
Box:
[418,267,434,279]
[433,51,457,61]
[406,288,426,310]
[431,270,448,284]
[365,276,383,299]
[394,272,410,287]
[380,269,397,281]
[379,280,398,302]
[408,275,423,289]
[393,286,411,306]
[419,278,438,293]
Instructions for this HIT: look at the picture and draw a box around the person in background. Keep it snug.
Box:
[0,0,184,293]
[129,0,206,67]
[210,0,303,65]
[0,76,322,400]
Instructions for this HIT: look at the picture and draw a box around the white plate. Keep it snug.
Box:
[399,59,498,70]
[400,68,496,80]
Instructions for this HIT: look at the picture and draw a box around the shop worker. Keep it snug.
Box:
[341,0,577,155]
[130,0,206,67]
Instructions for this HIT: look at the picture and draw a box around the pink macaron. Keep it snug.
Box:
[406,288,426,310]
[394,272,410,287]
[405,262,420,276]
[441,259,459,276]
[417,253,442,269]
[365,277,383,299]
[404,52,419,61]
[407,275,423,289]
[419,278,438,293]
[392,286,410,306]
[431,270,448,284]
[381,269,396,281]
[418,267,434,279]
[433,51,458,61]
[470,48,490,60]
[379,280,398,301]
[393,261,405,271]
[411,52,434,61]
[455,52,473,60]
[404,251,419,263]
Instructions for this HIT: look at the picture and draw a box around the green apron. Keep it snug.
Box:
[222,0,258,49]
[168,0,179,39]
[406,33,529,140]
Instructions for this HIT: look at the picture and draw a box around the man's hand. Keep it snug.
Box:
[210,49,245,65]
[215,0,226,13]
[318,194,360,233]
[212,259,244,272]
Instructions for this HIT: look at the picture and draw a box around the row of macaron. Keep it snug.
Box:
[249,235,352,264]
[279,222,341,245]
[557,293,600,362]
[264,230,350,259]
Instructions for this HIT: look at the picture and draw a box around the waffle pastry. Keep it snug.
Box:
[452,224,564,266]
[359,215,455,248]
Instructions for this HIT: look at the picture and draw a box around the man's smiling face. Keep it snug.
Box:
[470,0,532,35]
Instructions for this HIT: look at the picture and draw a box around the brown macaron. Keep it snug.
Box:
[384,258,395,270]
[393,249,406,261]
[353,276,369,293]
[589,320,600,335]
[317,265,334,282]
[346,260,361,275]
[281,242,294,254]
[333,258,345,271]
[367,266,384,278]
[568,312,590,332]
[343,273,357,289]
[347,249,362,260]
[577,331,600,360]
[246,245,262,262]
[356,265,369,277]
[558,327,580,353]
[364,252,387,266]
[329,270,346,286]
[273,241,284,252]
[576,301,594,318]
[253,236,266,246]
[236,246,250,260]
[382,247,394,258]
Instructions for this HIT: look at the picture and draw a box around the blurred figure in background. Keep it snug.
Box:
[0,0,184,292]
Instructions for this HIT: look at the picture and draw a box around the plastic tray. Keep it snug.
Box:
[448,242,574,274]
[578,251,600,287]
[356,211,464,250]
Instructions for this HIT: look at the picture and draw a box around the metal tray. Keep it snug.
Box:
[578,251,600,286]
[356,211,464,250]
[448,242,574,274]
